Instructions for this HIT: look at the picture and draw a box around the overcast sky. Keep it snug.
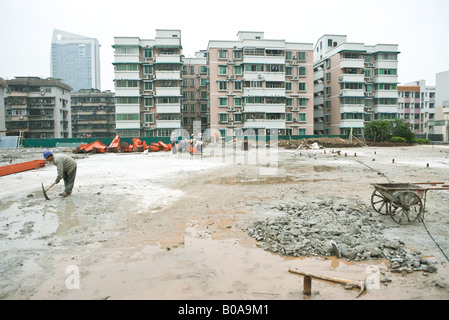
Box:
[1,0,449,91]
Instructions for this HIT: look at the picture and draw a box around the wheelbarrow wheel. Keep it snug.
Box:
[371,190,390,215]
[389,191,423,225]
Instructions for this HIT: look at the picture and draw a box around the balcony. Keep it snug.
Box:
[340,59,365,69]
[156,120,181,129]
[244,72,285,82]
[244,104,286,113]
[374,91,399,99]
[156,104,180,114]
[155,70,182,80]
[154,54,182,64]
[339,74,365,83]
[243,88,285,97]
[339,89,365,97]
[243,119,286,129]
[340,119,364,128]
[155,87,181,97]
[314,70,324,82]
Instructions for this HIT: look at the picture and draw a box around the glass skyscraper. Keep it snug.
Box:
[51,29,101,92]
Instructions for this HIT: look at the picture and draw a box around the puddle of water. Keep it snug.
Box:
[205,165,340,185]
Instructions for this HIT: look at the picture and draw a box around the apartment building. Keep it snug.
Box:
[398,80,435,135]
[207,31,314,137]
[71,90,116,138]
[4,77,72,139]
[313,35,399,136]
[0,78,7,137]
[434,70,449,141]
[182,51,208,133]
[51,29,101,92]
[113,29,183,138]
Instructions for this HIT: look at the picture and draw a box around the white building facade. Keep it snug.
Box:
[113,30,183,137]
[313,35,400,136]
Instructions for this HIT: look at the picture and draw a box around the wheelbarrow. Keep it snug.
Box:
[370,182,449,225]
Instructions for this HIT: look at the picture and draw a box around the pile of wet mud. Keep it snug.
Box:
[247,199,438,274]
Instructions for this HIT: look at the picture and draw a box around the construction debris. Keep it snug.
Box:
[247,199,438,273]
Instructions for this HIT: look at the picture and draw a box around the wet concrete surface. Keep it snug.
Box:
[0,144,449,300]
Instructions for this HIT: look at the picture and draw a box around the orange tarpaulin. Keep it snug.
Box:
[75,140,107,153]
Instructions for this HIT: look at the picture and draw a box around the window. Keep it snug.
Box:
[234,97,242,106]
[234,113,243,122]
[298,113,307,122]
[234,65,242,75]
[233,50,243,60]
[144,113,154,123]
[116,97,139,104]
[219,113,228,123]
[144,97,154,107]
[326,72,331,82]
[286,51,293,60]
[144,82,153,91]
[116,113,139,121]
[297,52,306,61]
[375,69,397,75]
[144,49,153,58]
[115,46,138,55]
[234,81,242,91]
[298,66,306,77]
[157,97,180,104]
[218,65,227,75]
[298,98,308,107]
[285,82,292,91]
[219,97,228,107]
[116,80,139,87]
[116,64,139,71]
[298,82,306,92]
[218,81,228,91]
[200,66,208,74]
[245,64,264,72]
[218,50,227,59]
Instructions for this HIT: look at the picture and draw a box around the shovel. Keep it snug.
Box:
[42,182,56,200]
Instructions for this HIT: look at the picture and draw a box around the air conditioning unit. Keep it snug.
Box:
[196,74,200,78]
[227,75,236,80]
[229,118,234,122]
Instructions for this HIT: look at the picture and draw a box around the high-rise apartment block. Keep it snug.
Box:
[208,31,314,137]
[4,77,72,139]
[182,50,208,134]
[113,30,183,137]
[51,29,101,92]
[313,35,399,136]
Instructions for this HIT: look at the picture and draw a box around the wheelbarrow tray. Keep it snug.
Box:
[371,183,427,200]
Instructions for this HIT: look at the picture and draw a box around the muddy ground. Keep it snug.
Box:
[1,140,449,300]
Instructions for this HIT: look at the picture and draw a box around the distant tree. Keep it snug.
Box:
[390,118,415,143]
[365,119,416,143]
[365,120,391,142]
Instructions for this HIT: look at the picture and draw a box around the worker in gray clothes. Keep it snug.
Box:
[43,150,77,197]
